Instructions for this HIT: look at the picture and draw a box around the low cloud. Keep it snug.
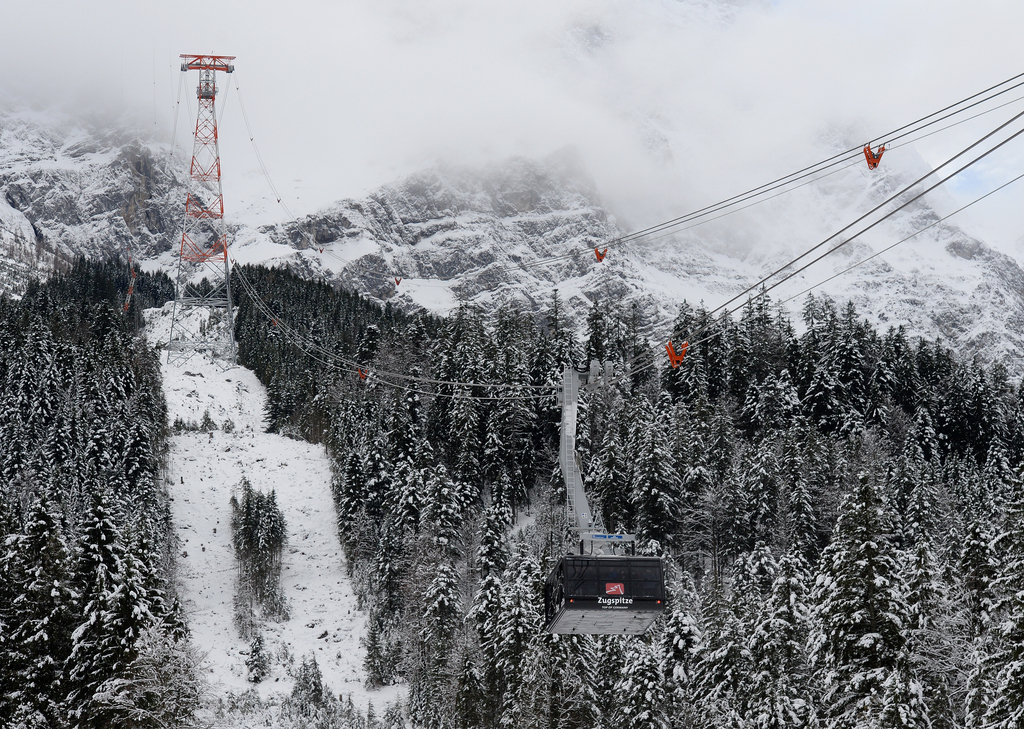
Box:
[2,0,1023,247]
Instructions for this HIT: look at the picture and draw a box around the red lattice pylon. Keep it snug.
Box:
[166,55,238,365]
[179,56,234,263]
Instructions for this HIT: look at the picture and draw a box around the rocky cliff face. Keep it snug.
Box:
[257,150,620,310]
[0,109,180,283]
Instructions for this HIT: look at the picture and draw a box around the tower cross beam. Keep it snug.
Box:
[180,54,236,73]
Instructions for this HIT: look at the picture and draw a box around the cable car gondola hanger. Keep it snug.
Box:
[542,362,666,635]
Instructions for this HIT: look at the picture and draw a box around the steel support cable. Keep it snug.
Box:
[236,289,556,396]
[776,169,1024,308]
[464,88,1024,281]
[610,122,1024,387]
[515,74,1024,277]
[686,108,1024,332]
[229,156,1024,401]
[350,372,557,402]
[231,268,554,395]
[607,71,1024,248]
[228,71,1024,298]
[673,168,1024,356]
[230,263,558,393]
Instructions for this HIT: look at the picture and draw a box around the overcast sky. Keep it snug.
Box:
[3,0,1024,248]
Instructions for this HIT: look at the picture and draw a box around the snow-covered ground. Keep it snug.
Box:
[146,305,403,714]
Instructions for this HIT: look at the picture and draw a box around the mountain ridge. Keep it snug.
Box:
[2,110,1022,375]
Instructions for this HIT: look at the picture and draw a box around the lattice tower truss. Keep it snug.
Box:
[166,54,237,365]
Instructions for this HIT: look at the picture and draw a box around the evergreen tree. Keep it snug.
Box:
[959,513,999,637]
[809,473,914,729]
[660,575,703,726]
[629,397,681,551]
[614,640,670,729]
[246,632,270,683]
[981,491,1024,728]
[747,554,816,729]
[696,590,753,722]
[67,489,155,728]
[494,543,543,726]
[2,492,79,728]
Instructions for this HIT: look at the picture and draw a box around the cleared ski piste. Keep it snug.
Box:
[147,304,404,715]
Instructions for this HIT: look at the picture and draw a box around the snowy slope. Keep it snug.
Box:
[146,303,403,714]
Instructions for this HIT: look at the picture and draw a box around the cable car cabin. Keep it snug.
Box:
[544,555,666,635]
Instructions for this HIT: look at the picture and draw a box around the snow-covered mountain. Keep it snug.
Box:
[0,108,181,265]
[3,108,1024,373]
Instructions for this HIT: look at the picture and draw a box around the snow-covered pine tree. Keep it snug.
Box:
[518,632,600,729]
[614,638,670,729]
[494,543,543,727]
[2,492,79,728]
[468,503,508,722]
[584,301,610,365]
[809,473,916,729]
[901,537,957,729]
[629,396,681,552]
[695,587,754,722]
[980,488,1024,729]
[659,573,703,726]
[591,418,631,534]
[450,388,484,510]
[958,512,999,637]
[746,554,815,729]
[453,641,486,729]
[67,488,155,728]
[743,439,781,548]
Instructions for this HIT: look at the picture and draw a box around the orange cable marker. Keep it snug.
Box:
[665,340,688,368]
[863,144,885,170]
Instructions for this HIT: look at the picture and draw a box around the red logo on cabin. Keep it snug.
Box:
[605,583,625,595]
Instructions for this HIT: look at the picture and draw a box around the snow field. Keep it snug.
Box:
[148,307,403,713]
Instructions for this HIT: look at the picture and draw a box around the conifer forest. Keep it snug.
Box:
[5,259,1024,728]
